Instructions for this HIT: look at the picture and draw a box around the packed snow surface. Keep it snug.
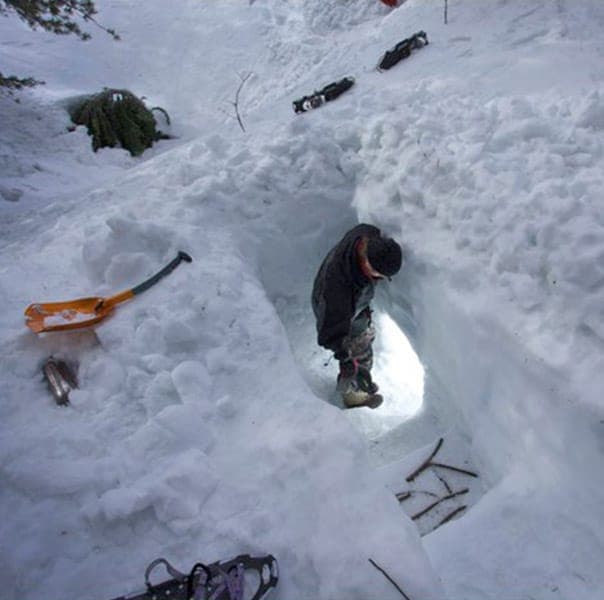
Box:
[1,1,603,599]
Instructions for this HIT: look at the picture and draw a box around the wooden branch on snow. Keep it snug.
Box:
[434,469,453,494]
[368,559,412,600]
[411,488,469,521]
[435,505,467,529]
[406,437,443,482]
[405,437,478,484]
[431,462,478,478]
[396,490,439,503]
[230,72,253,133]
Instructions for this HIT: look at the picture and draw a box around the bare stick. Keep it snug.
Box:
[396,490,439,502]
[406,437,443,482]
[231,72,253,133]
[436,505,466,528]
[444,0,448,25]
[431,463,478,478]
[434,470,452,494]
[411,489,469,521]
[368,559,411,600]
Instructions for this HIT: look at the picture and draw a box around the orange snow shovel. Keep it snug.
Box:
[25,251,193,333]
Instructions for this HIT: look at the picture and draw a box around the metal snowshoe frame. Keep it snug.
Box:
[110,554,278,600]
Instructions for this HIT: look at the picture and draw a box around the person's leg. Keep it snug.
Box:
[337,310,379,407]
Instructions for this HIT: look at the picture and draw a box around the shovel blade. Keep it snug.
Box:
[24,297,113,333]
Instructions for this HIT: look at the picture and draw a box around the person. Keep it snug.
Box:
[311,224,403,409]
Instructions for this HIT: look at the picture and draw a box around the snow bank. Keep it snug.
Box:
[2,0,604,598]
[352,0,604,595]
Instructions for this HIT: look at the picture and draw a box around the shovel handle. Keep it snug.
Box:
[102,251,193,310]
[132,251,193,296]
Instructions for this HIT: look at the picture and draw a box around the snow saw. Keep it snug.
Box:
[110,554,279,600]
[24,251,192,333]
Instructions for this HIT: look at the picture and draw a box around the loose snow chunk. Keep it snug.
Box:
[95,449,218,525]
[171,360,213,406]
[576,91,604,131]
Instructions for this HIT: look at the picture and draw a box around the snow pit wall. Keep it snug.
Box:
[390,258,599,489]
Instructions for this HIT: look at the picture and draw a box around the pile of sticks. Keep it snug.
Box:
[396,437,478,533]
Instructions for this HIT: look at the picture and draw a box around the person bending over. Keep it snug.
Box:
[312,224,402,408]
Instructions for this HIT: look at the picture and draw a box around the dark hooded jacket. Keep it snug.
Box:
[311,224,381,357]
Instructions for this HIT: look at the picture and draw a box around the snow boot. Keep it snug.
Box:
[338,368,383,410]
[342,388,383,410]
[110,554,278,600]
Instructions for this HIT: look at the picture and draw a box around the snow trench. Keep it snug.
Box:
[241,100,604,596]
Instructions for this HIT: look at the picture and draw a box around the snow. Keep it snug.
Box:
[1,0,603,599]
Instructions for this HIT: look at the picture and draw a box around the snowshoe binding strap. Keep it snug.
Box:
[202,554,278,600]
[186,563,212,599]
[109,554,278,600]
[145,558,188,588]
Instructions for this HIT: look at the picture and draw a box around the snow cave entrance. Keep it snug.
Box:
[253,216,435,465]
[340,309,425,443]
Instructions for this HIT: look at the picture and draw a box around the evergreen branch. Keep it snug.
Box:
[1,1,119,40]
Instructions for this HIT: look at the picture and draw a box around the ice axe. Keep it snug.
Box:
[24,251,193,333]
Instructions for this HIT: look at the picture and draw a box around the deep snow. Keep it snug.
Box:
[1,1,604,599]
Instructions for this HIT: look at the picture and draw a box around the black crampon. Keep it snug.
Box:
[110,554,278,600]
[378,30,428,70]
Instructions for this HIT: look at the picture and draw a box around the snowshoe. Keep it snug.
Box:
[42,356,78,405]
[109,554,278,600]
[378,31,428,71]
[293,77,355,113]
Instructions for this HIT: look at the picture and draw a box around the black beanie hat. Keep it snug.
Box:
[367,236,402,277]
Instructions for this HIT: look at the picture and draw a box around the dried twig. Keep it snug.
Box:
[226,72,253,133]
[435,505,466,528]
[368,559,411,600]
[431,463,478,478]
[411,488,469,521]
[396,490,439,503]
[406,437,443,482]
[405,437,478,484]
[434,470,452,494]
